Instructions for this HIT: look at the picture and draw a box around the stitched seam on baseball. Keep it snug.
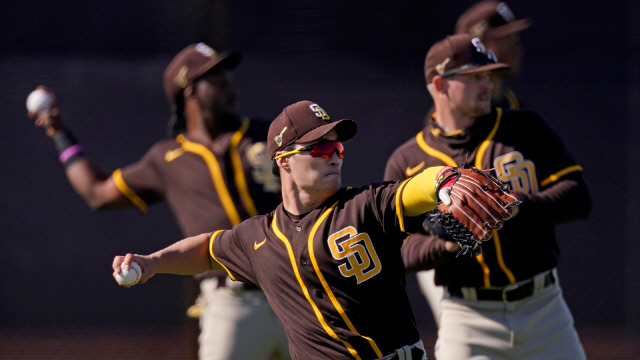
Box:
[119,264,141,285]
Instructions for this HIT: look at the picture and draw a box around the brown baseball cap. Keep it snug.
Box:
[424,34,509,83]
[163,42,242,102]
[267,101,357,159]
[456,1,531,40]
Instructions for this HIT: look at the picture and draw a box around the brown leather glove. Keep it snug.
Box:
[430,166,520,256]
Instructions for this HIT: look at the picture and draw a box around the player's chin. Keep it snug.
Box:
[320,175,341,192]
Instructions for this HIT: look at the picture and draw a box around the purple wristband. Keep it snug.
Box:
[59,144,84,163]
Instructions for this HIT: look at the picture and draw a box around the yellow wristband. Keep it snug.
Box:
[402,166,445,216]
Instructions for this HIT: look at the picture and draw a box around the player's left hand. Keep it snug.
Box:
[431,166,521,256]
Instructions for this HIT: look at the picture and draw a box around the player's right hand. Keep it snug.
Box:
[112,253,157,287]
[28,86,63,137]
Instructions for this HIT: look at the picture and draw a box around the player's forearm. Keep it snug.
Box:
[64,159,130,210]
[150,233,221,275]
[47,127,129,210]
[401,166,445,216]
[401,233,456,272]
[518,175,592,224]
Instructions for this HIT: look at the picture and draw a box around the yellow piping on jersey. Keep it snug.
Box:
[504,87,520,109]
[177,134,242,226]
[474,107,514,287]
[395,179,411,232]
[540,165,583,187]
[229,118,258,217]
[308,199,384,359]
[492,230,515,283]
[415,133,457,167]
[270,213,362,360]
[208,230,237,280]
[112,168,148,212]
[474,108,502,170]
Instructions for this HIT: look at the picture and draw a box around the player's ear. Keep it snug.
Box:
[275,155,291,172]
[432,76,446,93]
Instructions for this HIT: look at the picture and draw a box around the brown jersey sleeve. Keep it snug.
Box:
[113,141,172,211]
[401,233,455,272]
[208,215,273,287]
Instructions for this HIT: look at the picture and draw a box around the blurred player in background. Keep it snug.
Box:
[28,43,289,360]
[387,33,591,359]
[111,100,517,360]
[456,0,530,109]
[417,0,532,326]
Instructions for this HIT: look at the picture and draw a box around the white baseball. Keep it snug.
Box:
[26,88,53,113]
[115,261,142,286]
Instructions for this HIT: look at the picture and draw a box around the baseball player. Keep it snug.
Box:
[386,34,592,359]
[111,100,517,360]
[29,43,289,360]
[456,0,530,109]
[415,0,532,327]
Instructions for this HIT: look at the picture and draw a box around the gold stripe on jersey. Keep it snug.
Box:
[540,165,583,187]
[395,179,411,232]
[177,135,242,226]
[112,168,148,212]
[230,118,258,217]
[474,108,513,287]
[474,107,502,170]
[475,253,492,287]
[504,87,520,109]
[208,230,237,281]
[271,213,362,360]
[415,133,457,167]
[492,230,516,283]
[308,199,383,358]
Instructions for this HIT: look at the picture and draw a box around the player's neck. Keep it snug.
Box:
[185,108,238,143]
[433,106,476,134]
[280,180,332,215]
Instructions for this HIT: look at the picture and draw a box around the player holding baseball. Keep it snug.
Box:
[28,43,289,360]
[385,34,591,359]
[112,100,519,360]
[415,0,533,328]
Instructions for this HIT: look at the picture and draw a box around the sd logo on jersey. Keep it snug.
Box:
[328,226,381,284]
[494,151,538,194]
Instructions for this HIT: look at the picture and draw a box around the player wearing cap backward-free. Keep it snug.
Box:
[415,0,532,327]
[385,34,591,359]
[28,43,289,360]
[111,100,517,360]
[423,1,530,129]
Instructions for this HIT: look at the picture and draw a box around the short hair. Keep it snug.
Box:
[271,144,296,179]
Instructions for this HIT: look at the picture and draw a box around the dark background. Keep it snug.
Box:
[1,0,639,358]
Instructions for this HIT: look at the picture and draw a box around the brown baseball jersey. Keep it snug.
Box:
[209,183,428,360]
[111,117,281,237]
[385,108,591,287]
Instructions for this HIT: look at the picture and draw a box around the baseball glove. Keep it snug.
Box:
[429,166,521,257]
